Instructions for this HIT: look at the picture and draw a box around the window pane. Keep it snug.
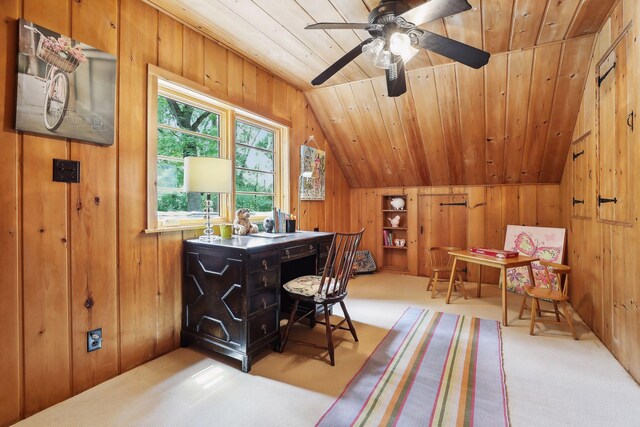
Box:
[236,194,274,215]
[157,192,219,215]
[236,120,274,150]
[158,96,220,137]
[236,145,274,173]
[236,170,274,193]
[158,128,219,158]
[157,159,182,189]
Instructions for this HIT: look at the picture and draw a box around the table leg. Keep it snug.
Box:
[501,266,508,326]
[446,257,458,304]
[477,265,482,298]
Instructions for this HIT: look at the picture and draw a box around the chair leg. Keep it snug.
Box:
[279,299,299,353]
[324,303,335,366]
[529,297,538,336]
[553,302,561,322]
[426,276,433,292]
[457,272,467,299]
[518,294,528,320]
[339,300,358,342]
[560,301,578,340]
[431,272,439,299]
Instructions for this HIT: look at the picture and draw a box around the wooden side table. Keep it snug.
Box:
[445,250,538,326]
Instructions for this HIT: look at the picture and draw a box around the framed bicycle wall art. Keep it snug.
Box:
[15,19,116,146]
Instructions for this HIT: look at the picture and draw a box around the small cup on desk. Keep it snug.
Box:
[286,219,296,233]
[219,224,233,239]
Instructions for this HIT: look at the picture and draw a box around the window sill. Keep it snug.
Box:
[143,224,205,234]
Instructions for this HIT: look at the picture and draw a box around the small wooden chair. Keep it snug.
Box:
[518,261,578,339]
[279,229,364,366]
[426,246,467,299]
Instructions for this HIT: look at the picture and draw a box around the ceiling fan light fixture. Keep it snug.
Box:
[389,32,419,64]
[374,48,393,69]
[362,37,384,62]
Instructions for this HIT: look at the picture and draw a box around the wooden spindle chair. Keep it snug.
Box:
[518,261,578,339]
[279,229,364,366]
[426,246,467,299]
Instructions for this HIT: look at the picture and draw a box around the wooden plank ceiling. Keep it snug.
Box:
[143,0,617,187]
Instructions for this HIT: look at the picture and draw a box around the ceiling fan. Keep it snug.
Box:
[306,0,491,97]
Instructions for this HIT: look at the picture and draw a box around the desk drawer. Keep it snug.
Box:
[248,288,278,314]
[248,251,280,273]
[282,243,316,262]
[248,308,278,344]
[247,269,279,292]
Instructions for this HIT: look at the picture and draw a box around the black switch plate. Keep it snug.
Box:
[53,159,80,183]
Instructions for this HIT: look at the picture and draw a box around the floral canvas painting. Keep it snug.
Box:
[16,19,116,145]
[300,145,325,200]
[503,225,566,294]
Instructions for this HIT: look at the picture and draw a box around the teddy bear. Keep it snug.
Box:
[233,208,259,235]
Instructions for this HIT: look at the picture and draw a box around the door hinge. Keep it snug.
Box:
[597,62,616,87]
[598,196,618,206]
[439,201,468,207]
[572,198,585,206]
[572,150,585,161]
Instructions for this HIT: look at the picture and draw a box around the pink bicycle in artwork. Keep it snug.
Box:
[23,24,86,131]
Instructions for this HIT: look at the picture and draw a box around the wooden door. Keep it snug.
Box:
[571,131,592,219]
[597,30,633,224]
[418,194,468,277]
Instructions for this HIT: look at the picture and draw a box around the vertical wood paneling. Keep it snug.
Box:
[456,65,486,184]
[434,65,464,184]
[69,0,119,395]
[118,0,159,372]
[0,1,21,424]
[203,39,227,98]
[182,27,204,85]
[562,3,640,383]
[485,54,508,184]
[510,0,547,50]
[482,0,514,53]
[158,13,183,75]
[22,0,72,416]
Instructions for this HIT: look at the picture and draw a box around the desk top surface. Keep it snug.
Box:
[449,249,538,266]
[185,231,334,252]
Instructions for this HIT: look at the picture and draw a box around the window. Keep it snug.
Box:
[146,67,289,231]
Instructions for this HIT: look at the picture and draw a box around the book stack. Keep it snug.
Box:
[383,230,394,246]
[271,207,295,233]
[469,247,519,259]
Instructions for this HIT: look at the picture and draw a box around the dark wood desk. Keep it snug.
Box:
[182,231,334,372]
[445,249,538,326]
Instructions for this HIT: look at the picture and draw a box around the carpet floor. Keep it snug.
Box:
[15,273,640,427]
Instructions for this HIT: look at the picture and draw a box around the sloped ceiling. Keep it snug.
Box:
[143,0,618,187]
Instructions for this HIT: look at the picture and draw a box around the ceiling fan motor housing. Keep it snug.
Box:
[368,1,412,24]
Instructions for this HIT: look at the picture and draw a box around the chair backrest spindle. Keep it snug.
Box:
[317,229,364,299]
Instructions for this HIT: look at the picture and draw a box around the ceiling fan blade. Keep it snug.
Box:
[386,55,407,97]
[311,38,374,86]
[306,22,370,30]
[400,0,472,26]
[416,31,490,69]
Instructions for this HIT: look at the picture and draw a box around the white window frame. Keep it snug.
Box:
[146,65,289,232]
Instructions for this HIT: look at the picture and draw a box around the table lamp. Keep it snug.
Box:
[184,156,232,241]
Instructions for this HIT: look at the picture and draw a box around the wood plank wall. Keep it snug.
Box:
[351,184,561,283]
[560,0,640,383]
[0,0,350,423]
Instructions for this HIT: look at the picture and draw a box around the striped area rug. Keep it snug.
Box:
[317,308,509,427]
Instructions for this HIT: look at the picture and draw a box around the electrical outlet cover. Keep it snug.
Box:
[87,328,102,352]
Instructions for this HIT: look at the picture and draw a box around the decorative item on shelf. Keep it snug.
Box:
[394,238,406,247]
[183,156,232,242]
[263,217,275,233]
[388,215,401,228]
[233,208,259,236]
[390,197,405,210]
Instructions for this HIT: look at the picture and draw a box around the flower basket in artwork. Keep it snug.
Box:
[35,35,87,73]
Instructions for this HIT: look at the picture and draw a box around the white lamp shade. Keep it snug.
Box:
[183,157,232,193]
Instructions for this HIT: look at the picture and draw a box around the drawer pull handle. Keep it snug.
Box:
[263,276,268,287]
[309,245,314,251]
[261,298,267,309]
[261,324,267,335]
[262,259,268,270]
[285,249,290,257]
